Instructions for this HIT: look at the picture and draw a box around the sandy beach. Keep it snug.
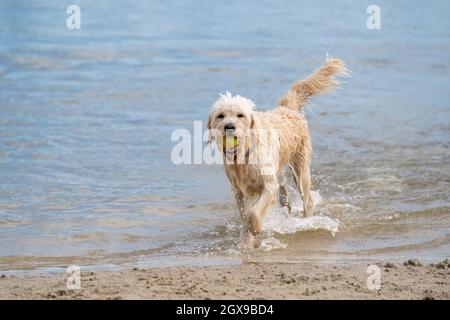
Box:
[1,260,448,300]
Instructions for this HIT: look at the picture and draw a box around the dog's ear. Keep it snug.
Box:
[250,112,256,129]
[207,115,214,144]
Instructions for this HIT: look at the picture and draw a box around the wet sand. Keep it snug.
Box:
[1,260,448,300]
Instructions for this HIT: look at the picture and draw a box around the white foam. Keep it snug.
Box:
[264,215,340,236]
[263,190,340,236]
[258,237,288,252]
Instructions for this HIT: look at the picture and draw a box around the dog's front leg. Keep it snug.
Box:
[232,188,256,248]
[233,189,245,220]
[246,179,278,236]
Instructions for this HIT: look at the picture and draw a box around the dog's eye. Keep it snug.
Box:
[237,114,244,118]
[217,114,224,119]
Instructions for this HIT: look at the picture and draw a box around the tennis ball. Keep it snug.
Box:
[223,136,238,148]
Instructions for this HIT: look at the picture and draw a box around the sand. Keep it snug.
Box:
[0,260,448,300]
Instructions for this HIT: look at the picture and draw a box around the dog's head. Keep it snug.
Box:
[207,92,255,158]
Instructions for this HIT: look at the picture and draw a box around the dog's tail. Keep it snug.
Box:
[278,56,348,110]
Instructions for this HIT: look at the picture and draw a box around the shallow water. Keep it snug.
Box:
[0,0,449,271]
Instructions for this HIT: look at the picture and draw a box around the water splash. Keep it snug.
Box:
[264,191,340,236]
[258,237,288,251]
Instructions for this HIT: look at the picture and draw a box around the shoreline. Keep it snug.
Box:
[0,259,448,300]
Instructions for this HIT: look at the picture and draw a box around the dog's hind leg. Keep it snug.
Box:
[277,168,292,213]
[290,155,314,218]
[300,165,313,217]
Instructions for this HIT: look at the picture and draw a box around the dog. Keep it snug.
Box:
[207,57,348,248]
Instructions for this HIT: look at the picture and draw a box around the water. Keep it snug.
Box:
[0,0,449,271]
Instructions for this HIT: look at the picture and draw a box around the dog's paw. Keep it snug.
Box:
[302,198,314,218]
[246,211,263,234]
[239,230,257,250]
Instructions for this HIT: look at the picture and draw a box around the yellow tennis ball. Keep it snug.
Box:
[224,136,238,148]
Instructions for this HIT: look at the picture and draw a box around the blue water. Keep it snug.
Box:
[0,0,449,271]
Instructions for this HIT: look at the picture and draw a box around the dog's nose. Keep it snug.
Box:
[224,123,235,132]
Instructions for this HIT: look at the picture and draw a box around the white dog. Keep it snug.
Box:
[207,57,348,248]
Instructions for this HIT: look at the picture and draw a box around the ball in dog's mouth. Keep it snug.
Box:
[223,135,239,155]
